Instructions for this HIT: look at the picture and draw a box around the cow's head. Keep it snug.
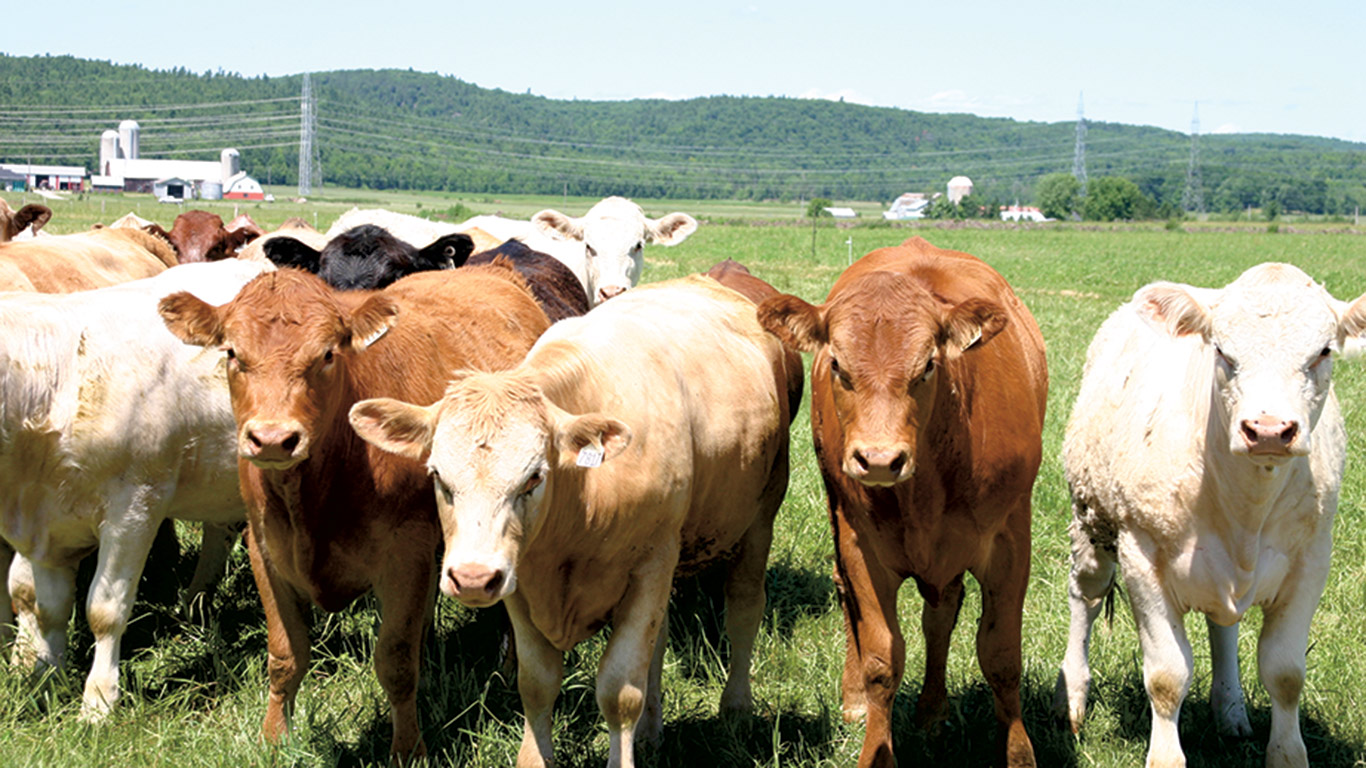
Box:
[533,196,697,305]
[168,210,259,263]
[1136,263,1366,461]
[0,200,52,242]
[265,226,473,290]
[159,269,399,470]
[349,372,630,607]
[759,271,1006,487]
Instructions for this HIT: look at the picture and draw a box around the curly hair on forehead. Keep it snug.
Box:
[439,372,548,446]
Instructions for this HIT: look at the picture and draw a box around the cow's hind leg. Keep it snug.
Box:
[80,497,162,720]
[1054,501,1118,733]
[913,574,964,731]
[974,503,1036,768]
[183,521,242,617]
[0,542,15,646]
[1207,617,1251,737]
[11,553,75,672]
[720,514,774,714]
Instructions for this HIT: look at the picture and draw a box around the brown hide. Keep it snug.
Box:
[167,209,259,263]
[0,227,176,292]
[157,262,550,758]
[757,237,1047,768]
[0,199,52,241]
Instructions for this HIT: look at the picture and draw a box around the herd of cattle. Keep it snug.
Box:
[0,193,1359,767]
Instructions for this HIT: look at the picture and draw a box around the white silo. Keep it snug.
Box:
[221,148,241,181]
[99,129,121,169]
[118,120,140,160]
[947,175,974,204]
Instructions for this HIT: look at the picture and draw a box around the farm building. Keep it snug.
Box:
[223,171,265,201]
[823,206,857,219]
[0,167,25,191]
[154,177,192,203]
[1000,205,1050,223]
[947,176,974,204]
[884,192,931,220]
[94,121,254,199]
[0,163,86,192]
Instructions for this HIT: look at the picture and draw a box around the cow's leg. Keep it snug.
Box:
[246,525,310,744]
[1124,551,1193,768]
[1207,616,1251,737]
[719,514,774,714]
[508,593,563,768]
[973,508,1036,768]
[598,545,675,768]
[835,516,904,768]
[913,574,964,730]
[183,521,241,616]
[0,541,15,646]
[638,605,669,748]
[830,499,887,725]
[372,542,434,759]
[11,554,74,672]
[1256,562,1327,768]
[80,498,162,720]
[1054,507,1118,732]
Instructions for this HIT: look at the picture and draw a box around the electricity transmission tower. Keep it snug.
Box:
[1072,92,1087,198]
[298,72,320,196]
[1182,102,1205,214]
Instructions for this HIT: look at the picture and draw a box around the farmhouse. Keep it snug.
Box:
[883,192,930,220]
[93,120,261,200]
[0,162,86,192]
[1000,205,1049,222]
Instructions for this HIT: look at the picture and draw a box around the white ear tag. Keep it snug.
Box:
[360,324,390,348]
[576,445,604,468]
[962,327,983,351]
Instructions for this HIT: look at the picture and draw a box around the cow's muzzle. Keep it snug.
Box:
[1239,415,1302,457]
[240,419,309,469]
[443,562,511,607]
[845,442,913,487]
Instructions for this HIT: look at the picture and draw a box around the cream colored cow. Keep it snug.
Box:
[1056,263,1366,768]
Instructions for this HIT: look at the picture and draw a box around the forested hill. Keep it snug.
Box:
[1,54,1362,212]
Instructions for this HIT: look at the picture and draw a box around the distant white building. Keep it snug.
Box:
[883,192,930,220]
[947,176,974,204]
[94,121,261,199]
[0,163,86,192]
[1000,205,1050,223]
[823,206,858,219]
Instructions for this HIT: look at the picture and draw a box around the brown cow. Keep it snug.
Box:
[757,237,1047,768]
[158,209,260,263]
[468,239,590,321]
[158,263,551,758]
[0,226,177,292]
[0,199,52,242]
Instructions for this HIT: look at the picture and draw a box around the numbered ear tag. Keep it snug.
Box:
[576,445,604,468]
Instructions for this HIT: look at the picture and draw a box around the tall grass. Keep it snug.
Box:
[1,196,1365,766]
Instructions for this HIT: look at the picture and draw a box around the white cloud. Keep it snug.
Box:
[798,88,875,106]
[1210,123,1240,134]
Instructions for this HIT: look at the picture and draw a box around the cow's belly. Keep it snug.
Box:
[1128,530,1295,626]
[0,487,99,566]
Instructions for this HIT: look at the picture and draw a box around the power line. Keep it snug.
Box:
[1073,92,1088,198]
[1182,102,1205,214]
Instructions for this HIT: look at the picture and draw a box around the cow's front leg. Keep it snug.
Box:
[1054,504,1118,733]
[507,593,563,768]
[10,553,75,672]
[598,543,676,768]
[914,573,964,731]
[1206,616,1251,737]
[81,495,162,720]
[835,513,904,768]
[973,506,1035,768]
[1256,555,1328,768]
[245,526,310,744]
[720,513,774,714]
[373,538,435,759]
[1122,545,1194,768]
[0,541,14,646]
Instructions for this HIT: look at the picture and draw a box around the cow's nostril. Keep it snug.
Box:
[1280,422,1299,444]
[486,570,505,595]
[888,453,906,475]
[1241,422,1260,444]
[853,450,870,472]
[282,433,300,453]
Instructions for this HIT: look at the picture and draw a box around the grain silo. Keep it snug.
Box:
[99,129,121,171]
[220,148,241,181]
[118,120,140,160]
[947,175,974,204]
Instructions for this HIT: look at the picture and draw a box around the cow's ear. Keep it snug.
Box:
[941,298,1008,355]
[757,293,827,354]
[1135,282,1214,337]
[418,233,474,269]
[143,222,173,246]
[159,292,224,347]
[553,409,632,469]
[263,237,322,272]
[349,398,436,461]
[645,212,698,246]
[222,226,258,255]
[1336,292,1366,354]
[532,209,584,242]
[13,204,52,236]
[350,295,400,351]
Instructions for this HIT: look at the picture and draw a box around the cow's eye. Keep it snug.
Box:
[224,348,235,360]
[1312,346,1333,368]
[1215,346,1236,370]
[585,244,598,258]
[920,358,936,382]
[323,349,334,365]
[520,471,543,497]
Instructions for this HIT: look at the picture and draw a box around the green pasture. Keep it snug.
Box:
[1,190,1365,767]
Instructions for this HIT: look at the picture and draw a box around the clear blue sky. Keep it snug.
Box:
[8,0,1363,142]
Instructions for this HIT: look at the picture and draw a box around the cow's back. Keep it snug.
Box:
[0,229,174,292]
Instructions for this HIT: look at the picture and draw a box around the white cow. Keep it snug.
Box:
[0,259,270,719]
[1055,263,1366,768]
[459,196,698,305]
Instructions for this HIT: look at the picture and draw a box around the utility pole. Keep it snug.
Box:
[1181,102,1205,215]
[1072,92,1088,199]
[298,72,320,196]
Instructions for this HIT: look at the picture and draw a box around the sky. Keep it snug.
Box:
[6,0,1363,143]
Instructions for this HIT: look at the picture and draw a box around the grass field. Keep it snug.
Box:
[1,190,1365,767]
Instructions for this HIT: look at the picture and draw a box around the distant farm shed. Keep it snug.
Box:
[1000,205,1050,223]
[223,171,265,201]
[154,177,191,203]
[823,206,858,219]
[0,167,25,191]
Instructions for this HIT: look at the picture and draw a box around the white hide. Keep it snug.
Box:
[326,206,462,248]
[1055,263,1364,768]
[0,259,270,719]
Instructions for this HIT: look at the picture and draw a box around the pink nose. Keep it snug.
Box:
[243,422,305,463]
[447,564,506,601]
[848,445,911,485]
[1240,416,1299,455]
[598,285,627,302]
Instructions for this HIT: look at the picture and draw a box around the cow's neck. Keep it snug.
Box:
[1199,402,1301,532]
